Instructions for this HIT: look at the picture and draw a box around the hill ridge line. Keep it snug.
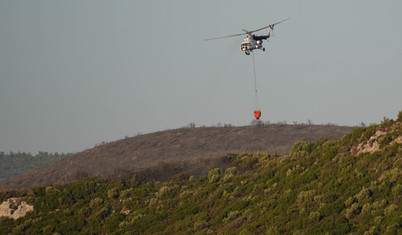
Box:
[0,124,355,189]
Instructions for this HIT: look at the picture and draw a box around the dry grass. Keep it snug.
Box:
[0,124,355,189]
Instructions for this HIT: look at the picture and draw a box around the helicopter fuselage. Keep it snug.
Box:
[241,34,270,55]
[205,18,288,56]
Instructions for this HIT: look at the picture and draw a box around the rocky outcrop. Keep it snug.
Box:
[0,197,34,220]
[352,130,402,156]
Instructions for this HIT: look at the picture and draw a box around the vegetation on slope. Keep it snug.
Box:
[0,152,69,182]
[0,124,354,190]
[0,112,401,234]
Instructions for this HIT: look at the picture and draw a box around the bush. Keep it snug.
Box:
[345,203,361,219]
[108,188,119,200]
[103,212,126,232]
[290,142,314,159]
[297,190,315,204]
[397,110,402,122]
[158,186,171,198]
[309,211,321,222]
[0,216,13,227]
[344,197,355,207]
[89,198,103,208]
[384,204,397,217]
[355,187,372,201]
[266,226,280,235]
[1,119,401,234]
[208,168,222,183]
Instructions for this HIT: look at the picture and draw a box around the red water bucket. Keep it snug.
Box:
[254,110,261,119]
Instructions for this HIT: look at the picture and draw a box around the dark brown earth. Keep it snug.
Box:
[0,124,355,189]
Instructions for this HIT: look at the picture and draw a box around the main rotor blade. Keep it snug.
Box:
[204,18,289,41]
[249,18,290,33]
[271,18,290,26]
[204,32,247,41]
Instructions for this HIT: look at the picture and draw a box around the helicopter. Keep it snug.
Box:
[205,19,289,55]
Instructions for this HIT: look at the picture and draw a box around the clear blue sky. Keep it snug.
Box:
[1,1,401,153]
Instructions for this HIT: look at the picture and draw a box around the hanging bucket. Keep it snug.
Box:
[254,110,261,120]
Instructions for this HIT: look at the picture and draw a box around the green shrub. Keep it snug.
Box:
[309,211,321,222]
[1,117,401,234]
[266,226,280,235]
[103,212,126,232]
[345,203,361,219]
[208,168,222,183]
[107,188,119,200]
[158,186,171,198]
[223,167,238,180]
[355,187,372,201]
[378,134,394,148]
[384,204,398,217]
[290,142,314,159]
[89,197,103,208]
[395,110,402,122]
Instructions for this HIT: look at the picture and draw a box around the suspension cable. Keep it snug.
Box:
[252,51,261,120]
[252,52,257,93]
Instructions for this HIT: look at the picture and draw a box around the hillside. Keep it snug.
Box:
[0,113,400,234]
[0,152,69,183]
[0,124,354,189]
